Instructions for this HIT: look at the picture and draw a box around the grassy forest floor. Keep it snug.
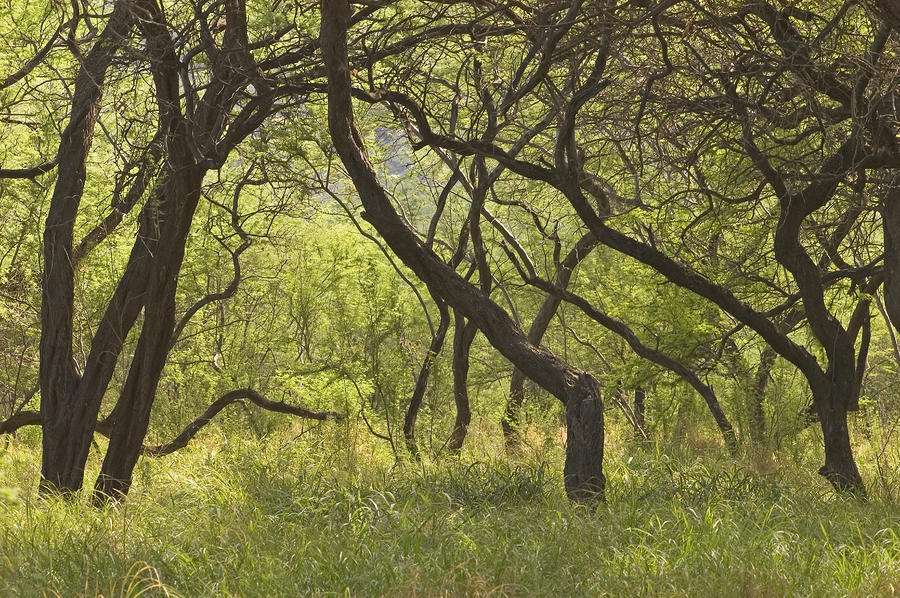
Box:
[0,420,898,597]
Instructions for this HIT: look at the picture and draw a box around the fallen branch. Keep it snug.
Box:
[0,389,343,457]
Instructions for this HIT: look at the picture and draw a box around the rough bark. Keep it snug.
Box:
[448,311,477,454]
[39,2,136,493]
[320,0,605,502]
[563,372,605,503]
[816,386,865,494]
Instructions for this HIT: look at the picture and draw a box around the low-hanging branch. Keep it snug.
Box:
[0,389,343,456]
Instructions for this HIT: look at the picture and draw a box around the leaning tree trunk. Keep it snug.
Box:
[94,157,204,501]
[320,0,605,503]
[448,311,477,454]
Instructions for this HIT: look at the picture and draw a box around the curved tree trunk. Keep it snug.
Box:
[448,311,477,454]
[320,0,606,502]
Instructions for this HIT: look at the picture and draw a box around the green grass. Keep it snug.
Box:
[0,424,897,597]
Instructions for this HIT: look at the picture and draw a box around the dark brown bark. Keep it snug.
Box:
[94,158,205,501]
[404,299,450,458]
[503,231,598,450]
[142,389,342,456]
[94,0,269,501]
[816,386,865,494]
[39,2,136,493]
[749,348,776,446]
[320,0,605,502]
[448,311,477,454]
[563,372,605,503]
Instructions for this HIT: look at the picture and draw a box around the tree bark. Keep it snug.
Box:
[39,2,136,493]
[320,0,605,503]
[94,148,205,501]
[93,0,269,501]
[448,311,477,454]
[563,372,605,503]
[816,384,864,494]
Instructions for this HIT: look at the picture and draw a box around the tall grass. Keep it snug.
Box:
[0,421,897,597]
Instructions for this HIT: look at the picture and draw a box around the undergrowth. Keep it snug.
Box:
[0,423,897,597]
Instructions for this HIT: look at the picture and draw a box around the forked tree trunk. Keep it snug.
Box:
[448,311,477,453]
[503,232,597,451]
[39,3,136,493]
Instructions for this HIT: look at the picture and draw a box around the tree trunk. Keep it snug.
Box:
[94,160,204,501]
[448,311,477,453]
[750,348,776,446]
[816,385,864,494]
[563,372,605,503]
[633,386,646,440]
[404,299,450,458]
[39,4,136,493]
[320,0,606,503]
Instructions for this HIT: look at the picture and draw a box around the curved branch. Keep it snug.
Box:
[142,388,342,456]
[527,275,738,453]
[1,390,342,457]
